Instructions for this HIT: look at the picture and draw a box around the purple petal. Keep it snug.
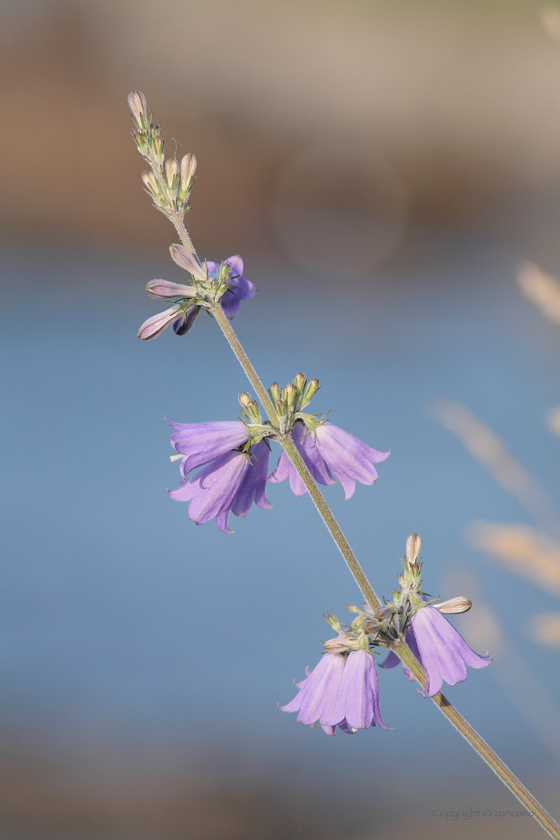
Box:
[146,279,196,300]
[220,290,241,320]
[169,244,207,281]
[231,439,272,517]
[167,420,248,477]
[412,606,491,697]
[173,306,198,335]
[138,306,181,340]
[224,255,244,276]
[279,653,345,727]
[268,450,307,496]
[329,650,388,730]
[168,451,249,534]
[315,424,390,500]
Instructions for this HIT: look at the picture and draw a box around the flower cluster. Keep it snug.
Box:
[138,246,257,340]
[166,375,389,532]
[280,535,491,735]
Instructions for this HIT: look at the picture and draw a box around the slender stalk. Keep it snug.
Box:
[165,212,560,840]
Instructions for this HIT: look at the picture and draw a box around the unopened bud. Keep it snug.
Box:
[137,305,180,340]
[146,279,195,300]
[141,171,159,195]
[269,382,281,402]
[302,378,320,406]
[406,533,421,565]
[133,130,149,155]
[282,383,297,408]
[164,157,179,188]
[375,604,395,621]
[293,372,306,392]
[238,392,252,408]
[128,90,149,129]
[275,399,286,417]
[180,153,197,193]
[152,134,164,161]
[323,637,354,653]
[435,597,472,615]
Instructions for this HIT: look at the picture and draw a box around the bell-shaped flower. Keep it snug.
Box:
[412,605,491,697]
[328,650,388,731]
[269,420,389,499]
[168,439,271,533]
[279,653,353,735]
[203,255,257,320]
[380,607,490,697]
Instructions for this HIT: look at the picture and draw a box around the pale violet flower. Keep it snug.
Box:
[269,420,390,499]
[329,649,388,731]
[168,439,271,534]
[167,420,249,477]
[380,606,491,697]
[203,255,257,320]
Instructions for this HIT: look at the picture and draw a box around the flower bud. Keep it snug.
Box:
[128,90,149,129]
[275,399,287,417]
[406,533,421,565]
[323,637,354,653]
[375,604,395,621]
[133,130,149,155]
[302,378,320,407]
[180,153,197,194]
[238,392,253,408]
[435,597,472,615]
[293,372,306,392]
[269,382,281,402]
[141,171,159,195]
[164,157,179,188]
[282,383,297,408]
[152,134,164,161]
[146,279,195,299]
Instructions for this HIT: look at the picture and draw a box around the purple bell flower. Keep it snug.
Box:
[203,255,257,320]
[168,439,271,533]
[269,420,390,499]
[329,649,388,731]
[279,653,353,735]
[380,606,491,696]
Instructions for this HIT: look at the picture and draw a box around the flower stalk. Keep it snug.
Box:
[129,91,560,840]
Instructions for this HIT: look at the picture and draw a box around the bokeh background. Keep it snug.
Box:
[2,1,560,838]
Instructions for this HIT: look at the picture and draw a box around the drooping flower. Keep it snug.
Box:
[329,649,388,731]
[412,605,491,697]
[269,420,389,499]
[203,254,257,320]
[168,439,271,533]
[380,606,491,697]
[279,652,353,735]
[167,419,249,478]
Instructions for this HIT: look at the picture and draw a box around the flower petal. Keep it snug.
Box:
[138,306,181,340]
[279,653,345,727]
[169,244,207,282]
[329,650,388,730]
[315,424,390,500]
[412,606,491,697]
[231,440,272,517]
[173,306,198,336]
[167,420,248,476]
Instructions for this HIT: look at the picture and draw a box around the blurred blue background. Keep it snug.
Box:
[2,1,560,838]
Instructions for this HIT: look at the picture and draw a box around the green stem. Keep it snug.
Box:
[165,212,560,840]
